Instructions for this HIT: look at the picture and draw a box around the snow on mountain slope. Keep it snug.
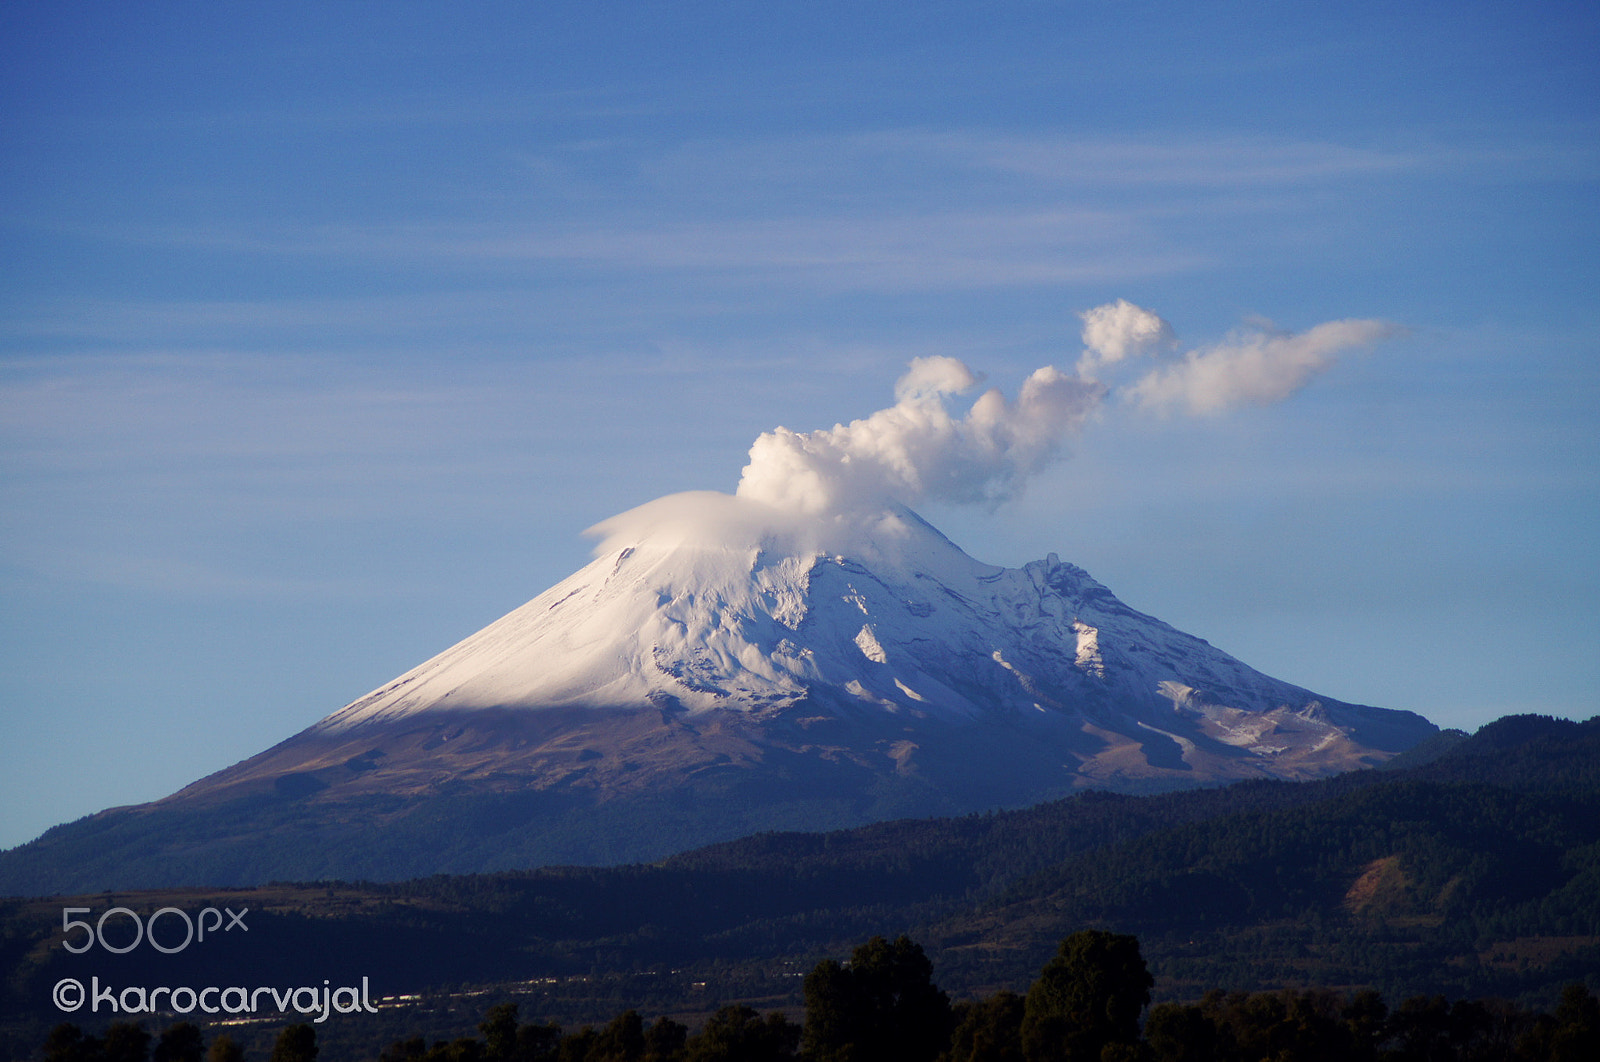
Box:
[296,490,1424,784]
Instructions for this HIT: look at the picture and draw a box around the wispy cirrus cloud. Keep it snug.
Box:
[617,129,1424,199]
[5,128,1442,303]
[8,208,1208,301]
[824,130,1423,186]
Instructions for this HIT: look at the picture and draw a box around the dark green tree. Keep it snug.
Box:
[558,1027,598,1062]
[154,1023,206,1062]
[429,1039,486,1062]
[1342,988,1388,1060]
[684,1005,798,1062]
[1020,931,1152,1062]
[644,1016,688,1062]
[482,1003,521,1062]
[941,991,1025,1062]
[1550,984,1600,1062]
[1144,1002,1217,1062]
[103,1022,152,1062]
[379,1036,429,1061]
[269,1024,317,1062]
[43,1024,102,1062]
[1267,990,1356,1062]
[802,935,951,1062]
[802,957,854,1059]
[207,1034,245,1062]
[518,1022,564,1061]
[1382,995,1453,1062]
[591,1011,648,1061]
[1096,1046,1144,1062]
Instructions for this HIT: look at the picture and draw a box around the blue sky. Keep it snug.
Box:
[2,1,1597,849]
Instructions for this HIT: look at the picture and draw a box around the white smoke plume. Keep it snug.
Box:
[1125,317,1398,415]
[736,355,1104,515]
[732,301,1397,518]
[1077,298,1175,375]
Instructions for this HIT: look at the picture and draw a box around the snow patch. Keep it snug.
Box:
[894,678,926,702]
[855,624,888,664]
[1073,620,1105,678]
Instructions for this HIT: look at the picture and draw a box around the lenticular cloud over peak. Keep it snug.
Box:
[733,300,1396,519]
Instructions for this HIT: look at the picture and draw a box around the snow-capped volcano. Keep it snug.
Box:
[0,493,1435,891]
[168,492,1431,827]
[316,491,1414,765]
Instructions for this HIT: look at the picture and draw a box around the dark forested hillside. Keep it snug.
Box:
[3,716,1595,1058]
[925,778,1600,999]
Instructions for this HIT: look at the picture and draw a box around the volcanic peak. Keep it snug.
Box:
[310,490,1420,787]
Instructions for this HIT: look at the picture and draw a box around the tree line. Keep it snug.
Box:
[38,931,1600,1062]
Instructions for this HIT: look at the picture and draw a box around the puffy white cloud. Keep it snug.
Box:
[1125,318,1398,415]
[893,354,981,400]
[1077,298,1175,375]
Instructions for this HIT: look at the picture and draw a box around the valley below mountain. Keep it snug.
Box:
[2,715,1594,1060]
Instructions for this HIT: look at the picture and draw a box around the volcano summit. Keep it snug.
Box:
[0,493,1435,894]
